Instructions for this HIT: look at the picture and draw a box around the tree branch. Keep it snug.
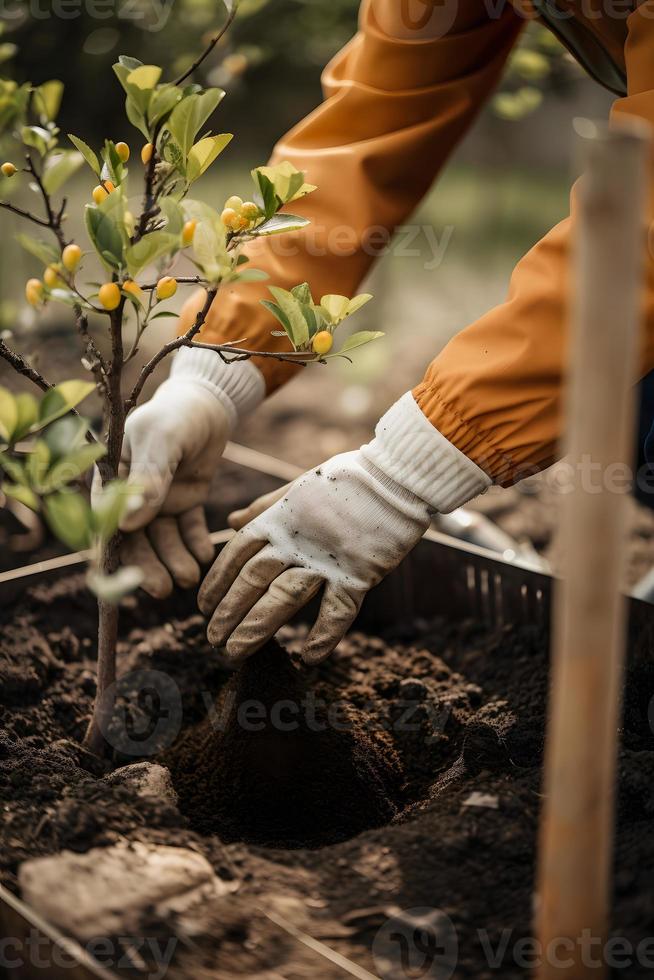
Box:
[0,200,52,230]
[173,3,238,87]
[140,275,207,291]
[75,306,109,390]
[124,286,319,414]
[0,339,53,393]
[125,286,218,412]
[191,340,314,366]
[25,154,67,251]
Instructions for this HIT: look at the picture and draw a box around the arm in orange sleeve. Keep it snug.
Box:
[178,0,524,392]
[413,1,654,487]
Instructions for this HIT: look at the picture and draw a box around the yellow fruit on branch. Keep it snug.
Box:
[92,184,108,204]
[220,207,239,230]
[240,201,259,222]
[122,280,143,300]
[141,143,154,165]
[224,195,243,212]
[312,331,334,355]
[182,220,197,245]
[62,244,82,271]
[25,278,44,306]
[43,265,63,289]
[1,162,17,178]
[156,276,177,300]
[98,282,121,311]
[115,142,130,163]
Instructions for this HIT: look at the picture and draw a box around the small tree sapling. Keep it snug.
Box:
[0,2,382,756]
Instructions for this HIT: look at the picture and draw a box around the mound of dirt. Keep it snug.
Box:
[166,642,403,847]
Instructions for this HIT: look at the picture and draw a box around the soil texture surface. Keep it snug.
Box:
[2,555,654,978]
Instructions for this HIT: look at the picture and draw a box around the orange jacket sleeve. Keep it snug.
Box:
[414,0,654,486]
[178,0,523,390]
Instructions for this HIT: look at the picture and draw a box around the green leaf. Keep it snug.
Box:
[267,287,309,348]
[230,268,268,284]
[87,565,143,603]
[43,415,89,459]
[0,43,17,67]
[43,442,106,491]
[186,134,233,182]
[13,392,39,440]
[3,482,38,511]
[192,221,229,283]
[346,293,373,316]
[67,134,101,176]
[0,452,26,485]
[25,439,51,489]
[125,98,149,139]
[337,330,385,354]
[253,161,316,207]
[251,169,277,218]
[251,213,309,236]
[158,196,184,236]
[101,140,126,186]
[38,380,96,429]
[162,138,185,173]
[260,300,292,336]
[320,294,350,324]
[118,55,143,71]
[0,387,17,442]
[34,80,64,121]
[127,64,162,92]
[42,150,85,194]
[85,186,129,269]
[124,231,179,278]
[16,233,60,267]
[22,125,51,156]
[148,85,183,128]
[167,89,224,158]
[291,282,313,304]
[91,478,136,540]
[44,491,93,551]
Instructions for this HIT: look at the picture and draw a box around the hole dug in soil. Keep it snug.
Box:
[167,642,406,848]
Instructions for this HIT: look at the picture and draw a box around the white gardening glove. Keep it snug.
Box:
[198,392,491,664]
[98,347,264,598]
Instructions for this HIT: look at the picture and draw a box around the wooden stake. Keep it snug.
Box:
[536,118,651,979]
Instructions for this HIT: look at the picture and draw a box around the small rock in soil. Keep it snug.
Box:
[106,762,178,805]
[19,841,228,940]
[462,791,499,810]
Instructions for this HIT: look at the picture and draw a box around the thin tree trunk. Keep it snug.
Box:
[83,306,126,756]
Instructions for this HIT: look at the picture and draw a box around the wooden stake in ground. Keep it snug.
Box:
[536,118,651,979]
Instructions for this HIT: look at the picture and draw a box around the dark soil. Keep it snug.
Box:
[166,642,403,847]
[1,571,654,977]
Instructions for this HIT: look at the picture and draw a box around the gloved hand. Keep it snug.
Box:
[96,347,264,598]
[198,391,492,663]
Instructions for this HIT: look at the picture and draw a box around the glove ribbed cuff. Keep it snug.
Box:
[170,347,265,430]
[361,392,492,514]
